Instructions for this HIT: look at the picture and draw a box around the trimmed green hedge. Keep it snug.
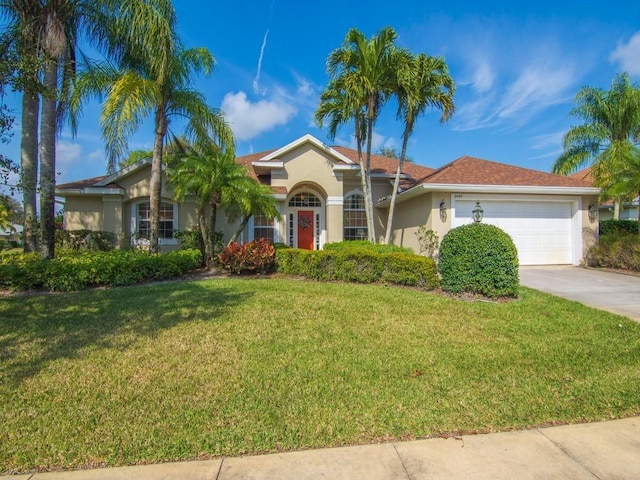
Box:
[585,232,640,271]
[599,219,639,236]
[323,240,414,254]
[276,247,439,290]
[439,223,519,298]
[0,249,202,292]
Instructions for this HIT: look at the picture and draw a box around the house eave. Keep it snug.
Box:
[56,187,125,196]
[376,183,601,207]
[260,134,355,164]
[94,158,152,186]
[252,161,285,168]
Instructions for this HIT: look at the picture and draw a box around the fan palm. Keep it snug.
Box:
[384,53,455,244]
[553,72,640,221]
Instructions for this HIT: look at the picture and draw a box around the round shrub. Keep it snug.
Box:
[439,223,519,298]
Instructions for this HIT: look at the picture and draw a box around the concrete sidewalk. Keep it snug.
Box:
[7,416,639,480]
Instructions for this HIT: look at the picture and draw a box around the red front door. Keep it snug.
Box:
[297,211,314,250]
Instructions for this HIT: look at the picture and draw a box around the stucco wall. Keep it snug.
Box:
[385,192,433,253]
[272,144,343,197]
[64,196,104,231]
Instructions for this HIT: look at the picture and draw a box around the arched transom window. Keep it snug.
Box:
[343,193,367,240]
[288,192,321,208]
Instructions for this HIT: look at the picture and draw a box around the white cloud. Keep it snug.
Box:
[470,59,495,93]
[253,29,270,95]
[56,140,83,171]
[221,91,296,141]
[531,131,565,151]
[494,63,574,121]
[610,32,640,76]
[88,149,104,161]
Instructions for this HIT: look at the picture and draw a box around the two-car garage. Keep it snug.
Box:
[453,198,577,265]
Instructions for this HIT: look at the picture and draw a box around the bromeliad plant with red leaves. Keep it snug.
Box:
[218,239,276,274]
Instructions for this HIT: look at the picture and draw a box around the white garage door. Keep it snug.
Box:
[454,200,573,265]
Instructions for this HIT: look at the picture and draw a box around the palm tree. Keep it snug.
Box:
[1,1,44,253]
[553,72,640,221]
[315,77,370,236]
[318,27,404,243]
[2,0,176,257]
[384,53,455,244]
[169,145,251,267]
[226,181,281,245]
[75,42,234,253]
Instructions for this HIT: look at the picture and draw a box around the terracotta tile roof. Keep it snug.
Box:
[422,156,594,188]
[56,175,118,190]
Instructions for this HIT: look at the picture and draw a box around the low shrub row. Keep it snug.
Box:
[0,249,202,292]
[276,247,439,290]
[323,240,413,254]
[599,219,639,236]
[585,232,640,272]
[55,229,121,251]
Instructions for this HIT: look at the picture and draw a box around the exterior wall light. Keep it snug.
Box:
[439,199,447,222]
[588,203,598,224]
[472,201,484,223]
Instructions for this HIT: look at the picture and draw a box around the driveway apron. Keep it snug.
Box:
[519,266,640,322]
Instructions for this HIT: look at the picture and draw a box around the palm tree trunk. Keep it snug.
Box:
[364,103,376,243]
[197,205,208,265]
[150,109,168,253]
[384,133,409,245]
[206,197,219,267]
[21,90,39,253]
[613,198,621,221]
[39,58,58,259]
[229,215,251,245]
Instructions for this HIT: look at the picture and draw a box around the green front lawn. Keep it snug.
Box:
[1,278,639,473]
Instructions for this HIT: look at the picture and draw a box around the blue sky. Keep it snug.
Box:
[3,0,640,187]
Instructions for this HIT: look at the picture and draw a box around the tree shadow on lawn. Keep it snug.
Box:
[0,280,251,388]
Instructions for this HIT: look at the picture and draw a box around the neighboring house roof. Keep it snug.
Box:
[571,167,593,183]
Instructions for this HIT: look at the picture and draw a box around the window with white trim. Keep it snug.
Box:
[343,193,367,240]
[288,192,321,207]
[134,201,177,241]
[253,213,275,243]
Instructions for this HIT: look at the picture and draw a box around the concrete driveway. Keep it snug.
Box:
[519,266,640,322]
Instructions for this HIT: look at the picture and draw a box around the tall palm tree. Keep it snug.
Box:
[553,72,640,221]
[384,53,455,244]
[318,27,403,243]
[1,1,44,253]
[1,0,176,257]
[315,77,369,235]
[75,43,234,253]
[169,146,250,267]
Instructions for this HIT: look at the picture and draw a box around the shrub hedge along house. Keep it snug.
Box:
[56,134,599,265]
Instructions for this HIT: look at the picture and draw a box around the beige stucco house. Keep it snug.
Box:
[56,134,600,265]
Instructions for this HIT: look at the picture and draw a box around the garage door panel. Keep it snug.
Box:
[454,200,573,265]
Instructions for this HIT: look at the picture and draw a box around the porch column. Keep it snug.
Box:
[326,196,344,244]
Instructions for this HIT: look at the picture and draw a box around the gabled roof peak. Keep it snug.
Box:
[258,134,355,164]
